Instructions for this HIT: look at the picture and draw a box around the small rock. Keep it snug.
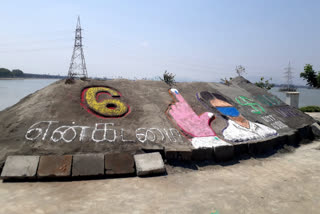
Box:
[37,155,72,177]
[1,156,39,179]
[134,152,166,176]
[105,153,135,175]
[311,122,320,137]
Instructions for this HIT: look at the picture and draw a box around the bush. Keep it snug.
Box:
[299,106,320,112]
[65,77,75,84]
[220,77,232,86]
[255,77,274,90]
[160,70,176,87]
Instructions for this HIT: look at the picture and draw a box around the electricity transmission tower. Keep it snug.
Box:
[68,16,88,78]
[284,61,294,90]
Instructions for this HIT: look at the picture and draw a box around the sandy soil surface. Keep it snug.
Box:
[0,140,319,214]
[0,79,189,164]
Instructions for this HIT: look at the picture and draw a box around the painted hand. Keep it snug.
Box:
[167,89,216,137]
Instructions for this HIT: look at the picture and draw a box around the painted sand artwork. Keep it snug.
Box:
[0,77,316,168]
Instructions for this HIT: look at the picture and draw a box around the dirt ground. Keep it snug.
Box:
[0,140,319,214]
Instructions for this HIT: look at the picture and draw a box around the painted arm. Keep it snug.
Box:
[168,89,216,137]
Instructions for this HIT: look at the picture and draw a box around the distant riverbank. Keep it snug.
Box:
[0,68,66,79]
[0,78,25,80]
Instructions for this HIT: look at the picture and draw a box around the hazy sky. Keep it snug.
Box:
[1,0,320,84]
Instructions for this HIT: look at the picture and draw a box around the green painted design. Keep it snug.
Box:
[254,94,282,106]
[235,96,266,114]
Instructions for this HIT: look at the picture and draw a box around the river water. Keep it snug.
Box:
[0,79,59,111]
[269,87,320,108]
[0,79,319,111]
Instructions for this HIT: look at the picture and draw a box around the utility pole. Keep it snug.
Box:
[68,16,88,78]
[284,61,294,90]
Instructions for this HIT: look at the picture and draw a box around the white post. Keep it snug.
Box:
[285,92,300,108]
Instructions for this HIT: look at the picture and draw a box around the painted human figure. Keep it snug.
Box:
[197,91,277,142]
[167,89,230,148]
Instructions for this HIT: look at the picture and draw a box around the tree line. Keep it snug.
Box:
[0,68,65,79]
[0,68,24,77]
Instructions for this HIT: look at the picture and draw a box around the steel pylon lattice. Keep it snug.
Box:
[284,61,294,90]
[68,16,88,78]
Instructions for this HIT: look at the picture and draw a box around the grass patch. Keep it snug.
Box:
[299,105,320,112]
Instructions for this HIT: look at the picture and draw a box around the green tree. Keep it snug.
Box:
[11,69,24,77]
[255,77,274,90]
[235,65,246,76]
[160,70,176,87]
[0,68,12,77]
[300,64,318,87]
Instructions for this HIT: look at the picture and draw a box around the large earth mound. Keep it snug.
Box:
[0,77,316,165]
